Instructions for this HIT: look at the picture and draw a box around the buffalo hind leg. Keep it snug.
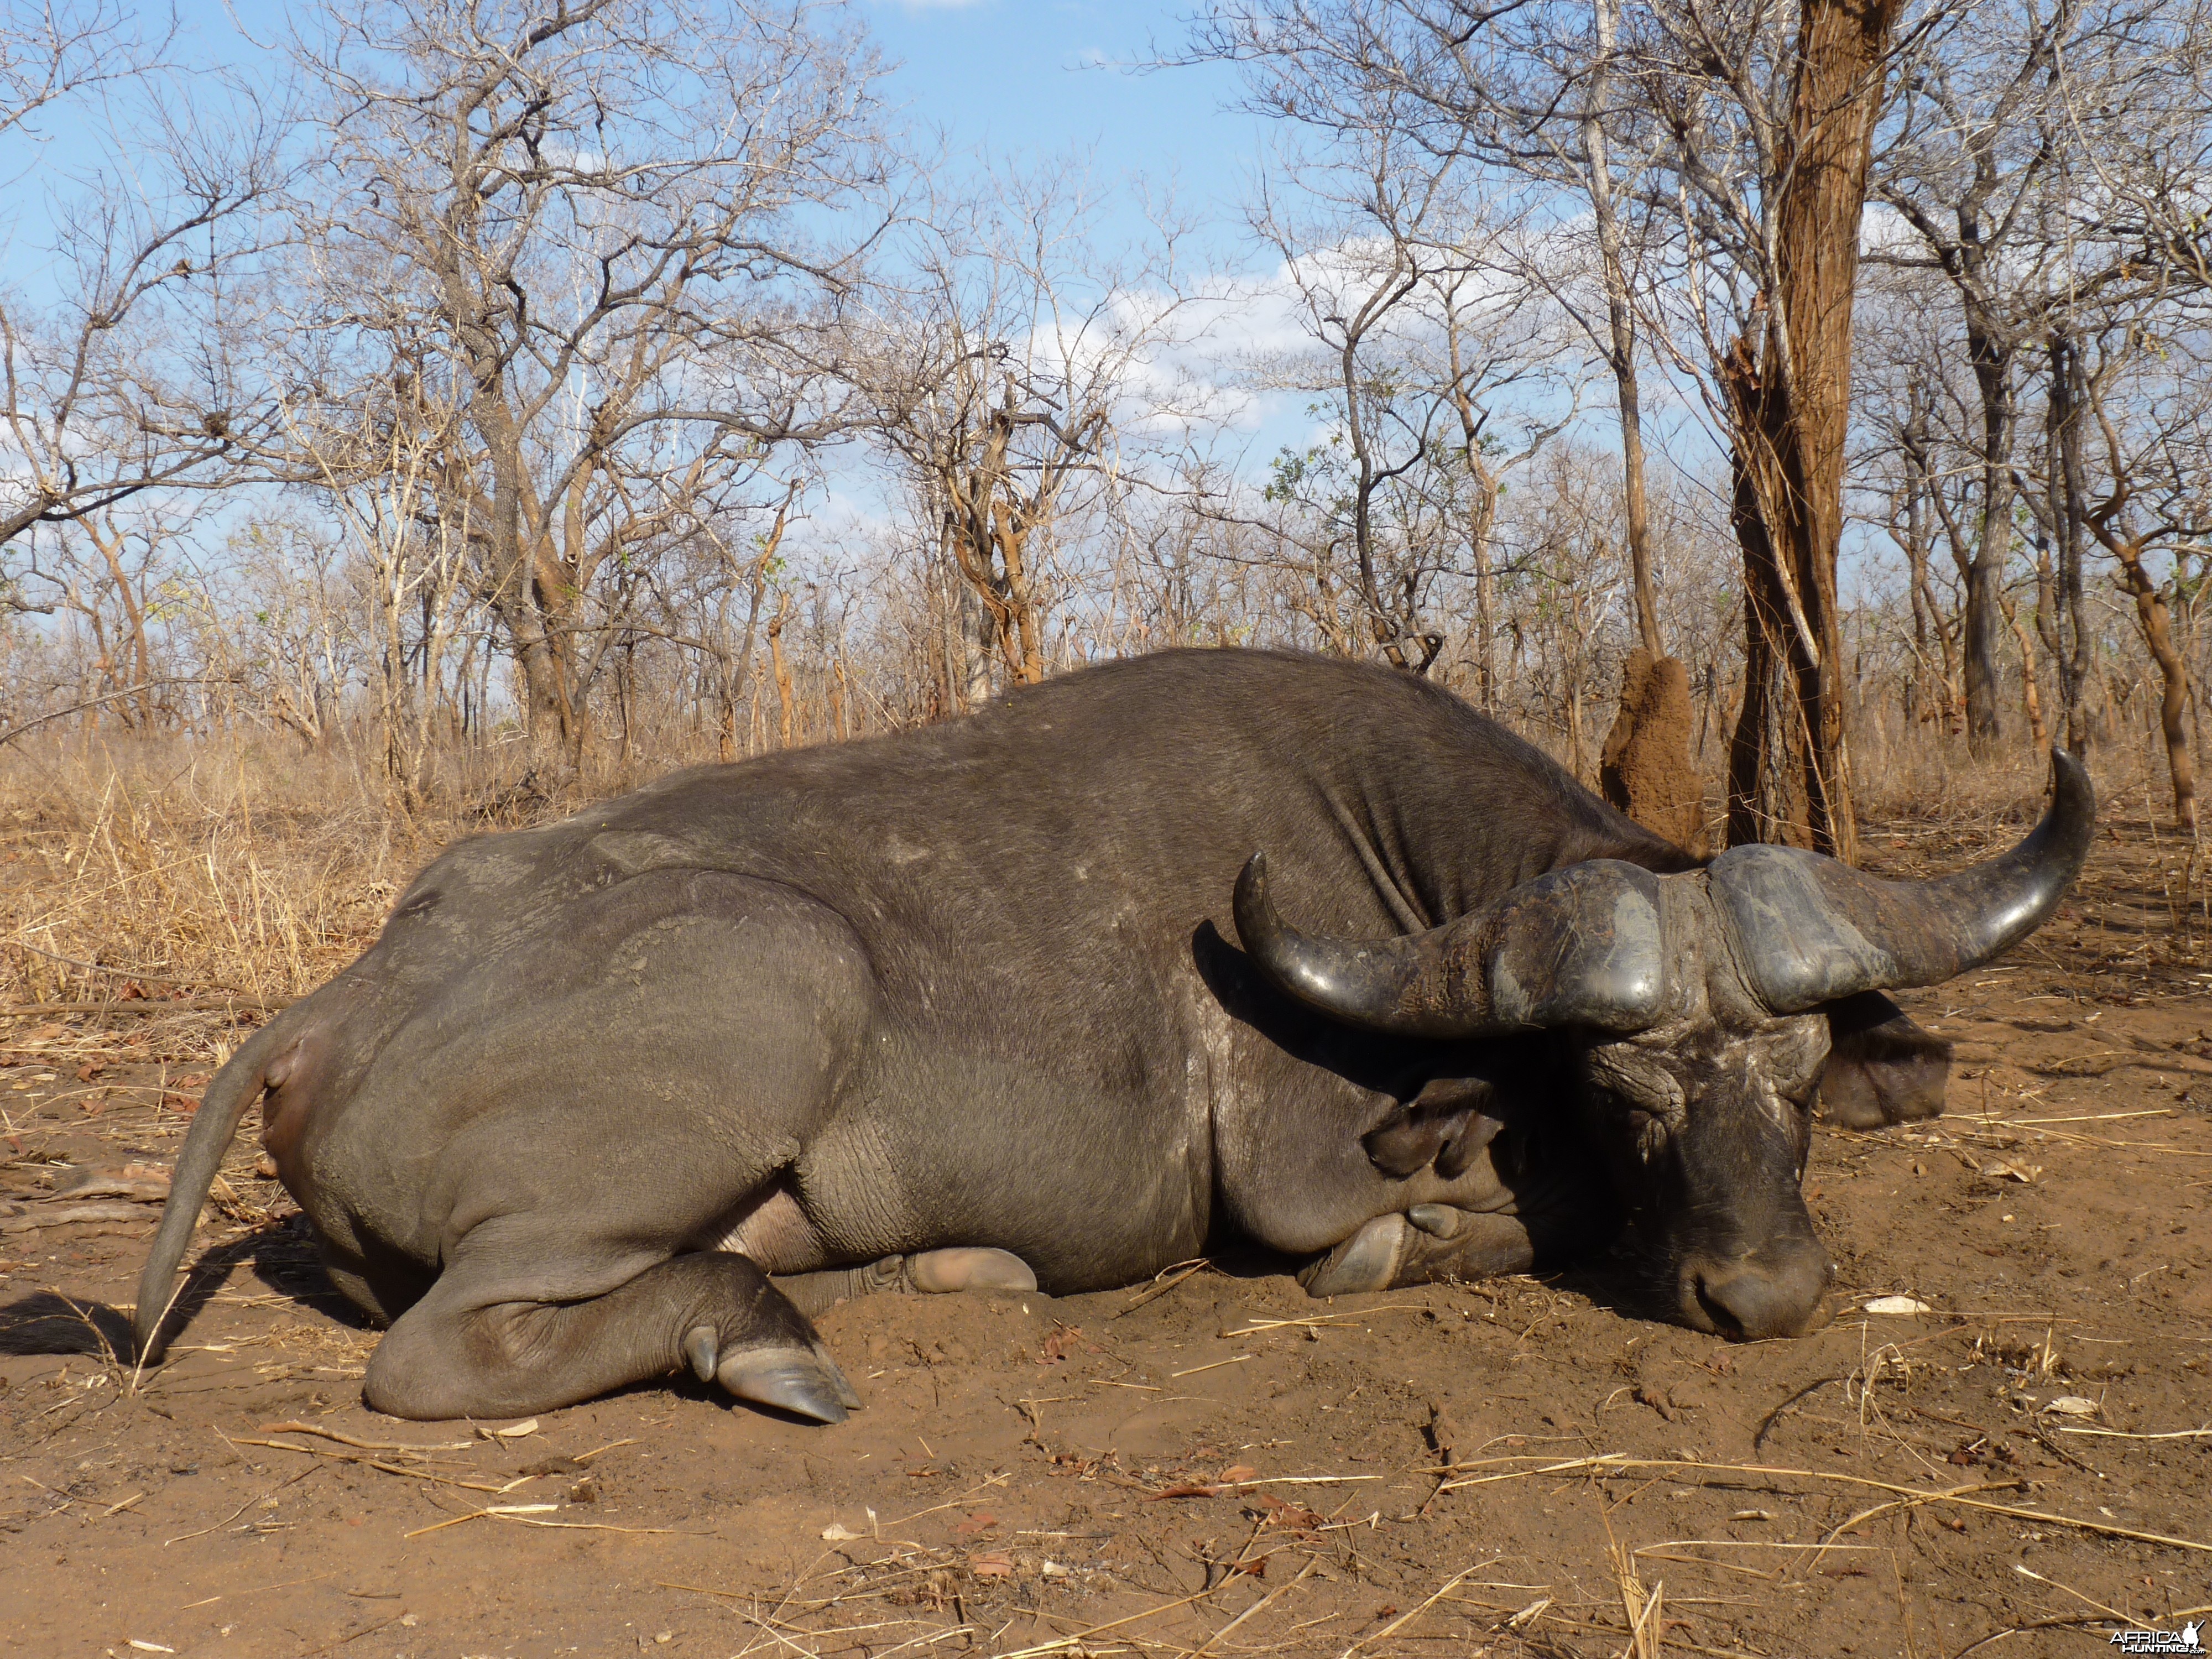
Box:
[362,1250,858,1425]
[775,1248,1037,1319]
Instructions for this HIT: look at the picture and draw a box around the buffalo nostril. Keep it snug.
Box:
[1680,1250,1833,1340]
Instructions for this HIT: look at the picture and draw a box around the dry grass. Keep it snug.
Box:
[0,732,588,1008]
[0,717,767,1008]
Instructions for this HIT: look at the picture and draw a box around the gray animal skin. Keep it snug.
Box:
[132,650,2093,1423]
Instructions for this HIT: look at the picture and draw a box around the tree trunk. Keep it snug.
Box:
[85,519,155,730]
[2000,591,2049,750]
[1444,315,1503,710]
[993,503,1048,685]
[1583,0,1663,665]
[1720,0,1898,860]
[1579,0,1706,844]
[2079,355,2197,827]
[1960,299,2015,755]
[2047,332,2097,753]
[2110,542,2196,830]
[767,591,796,749]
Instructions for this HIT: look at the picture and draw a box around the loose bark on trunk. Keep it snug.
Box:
[1721,0,1900,861]
[1724,342,1813,848]
[1999,591,2049,750]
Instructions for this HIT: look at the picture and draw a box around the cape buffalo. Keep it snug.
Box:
[133,650,2091,1422]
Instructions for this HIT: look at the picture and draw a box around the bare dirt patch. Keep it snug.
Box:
[6,806,2212,1658]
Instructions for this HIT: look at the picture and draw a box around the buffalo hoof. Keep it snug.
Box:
[1399,1207,1537,1282]
[682,1323,861,1424]
[1300,1213,1407,1297]
[1303,1207,1544,1297]
[907,1247,1037,1295]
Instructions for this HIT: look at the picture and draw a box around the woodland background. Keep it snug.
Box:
[4,0,2210,883]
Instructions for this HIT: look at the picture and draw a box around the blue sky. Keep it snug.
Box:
[180,0,1267,262]
[27,2,1261,233]
[863,0,1261,265]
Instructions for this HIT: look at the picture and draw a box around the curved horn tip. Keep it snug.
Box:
[1232,851,1290,961]
[2049,745,2092,806]
[2040,747,2096,854]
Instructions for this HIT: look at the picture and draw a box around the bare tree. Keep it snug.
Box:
[0,9,291,582]
[1871,0,2078,752]
[1595,0,1921,859]
[867,159,1197,703]
[1246,119,1467,675]
[1191,0,1710,839]
[2074,319,2211,828]
[221,512,359,750]
[288,0,888,764]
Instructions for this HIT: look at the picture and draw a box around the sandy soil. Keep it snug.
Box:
[6,807,2212,1659]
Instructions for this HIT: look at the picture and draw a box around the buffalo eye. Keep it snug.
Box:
[1626,1105,1668,1161]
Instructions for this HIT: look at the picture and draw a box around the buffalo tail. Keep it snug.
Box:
[132,1015,295,1363]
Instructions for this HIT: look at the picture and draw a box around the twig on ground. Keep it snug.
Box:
[0,997,289,1015]
[2012,1563,2133,1626]
[1113,1258,1212,1318]
[2,937,232,990]
[1190,1557,1319,1658]
[1218,1307,1432,1338]
[1802,1479,2033,1574]
[1339,1562,1488,1659]
[255,1420,476,1454]
[231,1436,519,1494]
[161,1462,322,1547]
[1438,1453,2212,1555]
[400,1502,690,1539]
[1949,1614,2111,1657]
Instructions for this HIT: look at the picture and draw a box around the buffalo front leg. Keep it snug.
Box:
[1298,1180,1603,1297]
[1300,1209,1537,1297]
[362,1250,859,1424]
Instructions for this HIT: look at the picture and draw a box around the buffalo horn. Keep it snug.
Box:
[1233,852,1669,1038]
[1709,748,2095,1013]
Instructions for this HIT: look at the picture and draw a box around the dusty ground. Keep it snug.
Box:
[6,802,2212,1659]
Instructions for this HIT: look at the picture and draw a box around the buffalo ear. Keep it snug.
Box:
[1815,991,1953,1129]
[1363,1076,1504,1179]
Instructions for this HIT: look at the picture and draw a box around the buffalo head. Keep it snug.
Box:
[1233,751,2093,1340]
